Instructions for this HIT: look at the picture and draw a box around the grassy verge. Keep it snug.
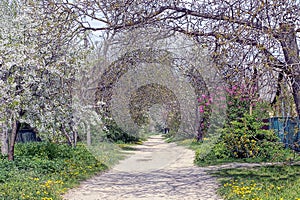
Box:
[212,164,300,200]
[170,138,200,150]
[174,138,300,166]
[196,144,300,167]
[174,137,300,199]
[86,142,133,168]
[0,142,125,200]
[196,147,300,167]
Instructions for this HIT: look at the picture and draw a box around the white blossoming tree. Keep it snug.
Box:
[0,1,103,160]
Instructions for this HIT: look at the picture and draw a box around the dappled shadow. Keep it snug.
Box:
[65,167,221,200]
[64,135,222,200]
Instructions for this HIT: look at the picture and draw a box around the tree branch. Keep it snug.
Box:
[160,5,269,33]
[173,27,285,70]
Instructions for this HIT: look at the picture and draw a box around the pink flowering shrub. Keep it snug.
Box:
[196,84,287,161]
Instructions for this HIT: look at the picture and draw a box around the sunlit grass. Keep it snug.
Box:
[213,164,300,200]
[0,142,109,200]
[85,142,132,168]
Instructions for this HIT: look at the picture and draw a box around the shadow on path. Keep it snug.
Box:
[63,135,222,200]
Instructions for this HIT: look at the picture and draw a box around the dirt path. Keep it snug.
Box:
[63,135,223,200]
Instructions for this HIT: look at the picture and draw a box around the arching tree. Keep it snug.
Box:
[46,0,300,118]
[129,83,181,132]
[95,48,209,138]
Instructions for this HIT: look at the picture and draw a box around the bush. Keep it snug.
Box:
[105,120,140,143]
[195,113,295,165]
[14,142,73,160]
[209,140,231,159]
[195,86,298,165]
[221,114,280,159]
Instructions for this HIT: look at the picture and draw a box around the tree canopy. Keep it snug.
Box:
[46,0,300,117]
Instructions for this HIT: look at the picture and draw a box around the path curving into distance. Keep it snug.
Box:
[63,135,223,200]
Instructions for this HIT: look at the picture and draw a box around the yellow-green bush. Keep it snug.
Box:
[195,113,295,165]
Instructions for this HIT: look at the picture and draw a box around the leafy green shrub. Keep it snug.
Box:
[195,113,295,165]
[195,84,298,165]
[14,142,73,159]
[209,140,231,159]
[105,120,139,143]
[221,114,280,159]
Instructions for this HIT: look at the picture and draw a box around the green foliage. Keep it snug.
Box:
[208,140,231,159]
[195,113,295,165]
[221,114,279,159]
[85,142,129,168]
[225,93,250,123]
[105,120,140,143]
[196,86,296,164]
[14,142,71,160]
[225,86,270,123]
[214,165,300,200]
[0,142,108,200]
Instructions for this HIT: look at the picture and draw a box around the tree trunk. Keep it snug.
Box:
[249,67,258,116]
[61,125,72,146]
[197,118,205,142]
[271,71,284,106]
[86,123,91,146]
[8,119,20,161]
[292,76,300,118]
[1,122,9,156]
[279,23,300,118]
[72,130,77,148]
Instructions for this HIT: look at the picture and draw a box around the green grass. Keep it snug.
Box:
[173,136,300,199]
[172,138,201,150]
[117,143,139,151]
[196,150,300,167]
[196,145,300,167]
[172,137,300,167]
[0,137,145,200]
[0,142,112,200]
[86,142,130,168]
[86,137,148,165]
[213,164,300,200]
